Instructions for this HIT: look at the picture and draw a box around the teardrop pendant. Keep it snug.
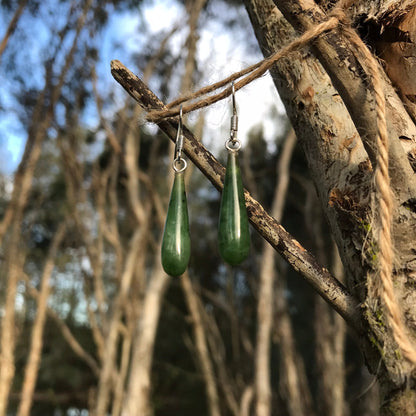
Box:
[161,171,191,276]
[218,150,250,265]
[161,106,190,277]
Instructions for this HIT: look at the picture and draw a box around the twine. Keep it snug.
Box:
[146,15,342,122]
[352,32,416,365]
[147,1,416,366]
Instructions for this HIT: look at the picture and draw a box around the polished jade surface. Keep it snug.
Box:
[218,151,250,265]
[161,172,191,276]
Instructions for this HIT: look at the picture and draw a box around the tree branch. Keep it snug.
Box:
[22,272,100,377]
[0,0,28,62]
[273,0,416,199]
[110,59,362,333]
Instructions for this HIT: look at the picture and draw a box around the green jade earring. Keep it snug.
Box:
[161,106,191,276]
[218,82,250,265]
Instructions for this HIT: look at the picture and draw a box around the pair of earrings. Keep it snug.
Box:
[161,83,250,276]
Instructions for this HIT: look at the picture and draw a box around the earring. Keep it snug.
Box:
[218,82,250,265]
[161,106,191,276]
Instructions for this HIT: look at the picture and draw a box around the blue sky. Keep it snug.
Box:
[0,137,22,173]
[0,0,283,175]
[0,112,25,174]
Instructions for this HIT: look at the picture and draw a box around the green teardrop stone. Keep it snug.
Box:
[161,172,191,276]
[218,151,250,265]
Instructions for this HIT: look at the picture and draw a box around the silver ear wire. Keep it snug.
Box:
[174,105,183,159]
[227,82,240,151]
[173,105,187,172]
[231,81,237,115]
[230,81,238,143]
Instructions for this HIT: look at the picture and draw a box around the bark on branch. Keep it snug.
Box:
[273,0,416,198]
[110,59,362,333]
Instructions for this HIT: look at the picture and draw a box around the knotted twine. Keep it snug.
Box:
[147,1,416,366]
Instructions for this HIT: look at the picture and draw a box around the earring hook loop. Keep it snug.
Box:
[173,105,187,172]
[227,81,240,150]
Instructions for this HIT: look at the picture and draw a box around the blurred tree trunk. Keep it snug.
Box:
[90,16,181,415]
[275,274,315,416]
[181,274,221,416]
[314,264,347,416]
[316,244,347,416]
[354,368,380,416]
[204,310,242,416]
[303,185,347,416]
[255,129,300,416]
[122,265,170,416]
[330,247,348,416]
[122,2,206,414]
[272,131,315,416]
[22,273,100,376]
[0,3,91,413]
[176,2,221,413]
[76,108,152,416]
[0,0,28,62]
[16,223,67,416]
[244,0,416,413]
[182,0,207,93]
[0,229,25,416]
[93,229,149,415]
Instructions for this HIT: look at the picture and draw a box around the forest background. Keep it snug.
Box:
[0,0,381,415]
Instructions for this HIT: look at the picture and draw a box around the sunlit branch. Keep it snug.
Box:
[110,59,362,333]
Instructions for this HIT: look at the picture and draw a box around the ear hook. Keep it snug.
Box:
[174,105,184,160]
[173,105,187,172]
[232,81,237,116]
[230,82,238,143]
